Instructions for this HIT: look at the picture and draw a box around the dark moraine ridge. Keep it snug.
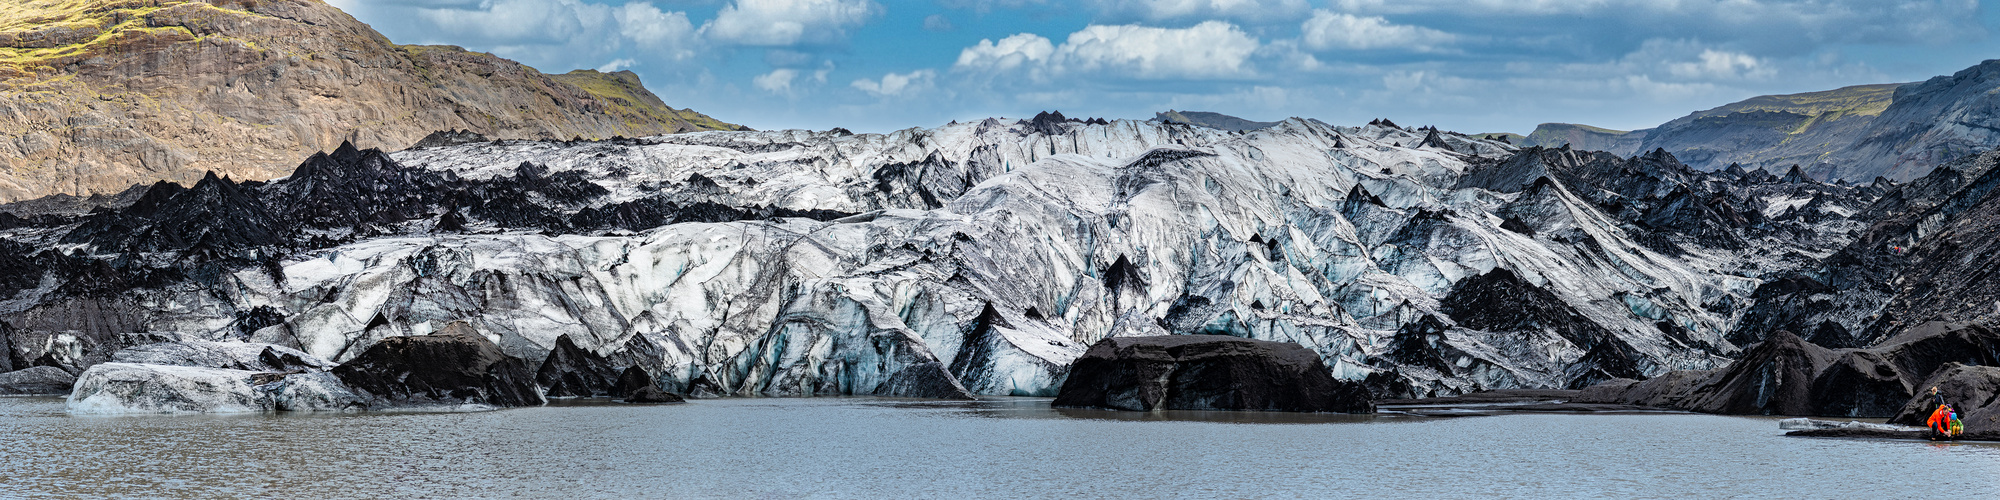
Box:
[1054,335,1373,413]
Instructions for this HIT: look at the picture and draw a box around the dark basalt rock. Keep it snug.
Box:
[535,334,619,398]
[613,366,685,403]
[1812,322,2000,417]
[331,324,545,408]
[624,385,686,403]
[1586,322,2000,418]
[0,366,76,395]
[1579,330,1829,415]
[1054,335,1374,413]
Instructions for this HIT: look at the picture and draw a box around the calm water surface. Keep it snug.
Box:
[2,396,1996,498]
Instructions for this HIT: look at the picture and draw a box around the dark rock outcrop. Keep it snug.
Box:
[1577,330,1829,415]
[0,366,77,395]
[1584,322,2000,418]
[609,365,685,403]
[1054,335,1374,413]
[330,324,545,408]
[535,334,619,398]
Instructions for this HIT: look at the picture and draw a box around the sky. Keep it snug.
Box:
[321,0,2000,134]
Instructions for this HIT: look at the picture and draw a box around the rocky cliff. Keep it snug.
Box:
[0,0,738,203]
[0,115,1880,400]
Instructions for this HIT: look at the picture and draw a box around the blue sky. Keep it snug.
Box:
[323,0,2000,134]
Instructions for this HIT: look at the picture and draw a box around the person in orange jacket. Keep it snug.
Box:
[1929,403,1956,440]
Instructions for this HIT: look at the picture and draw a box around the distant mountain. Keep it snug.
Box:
[1517,59,2000,182]
[1151,110,1280,132]
[0,0,739,203]
[1521,123,1648,155]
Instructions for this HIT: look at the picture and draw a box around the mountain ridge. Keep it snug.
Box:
[1518,60,2000,182]
[0,0,739,203]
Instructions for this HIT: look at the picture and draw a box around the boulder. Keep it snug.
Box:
[67,363,365,414]
[0,366,77,395]
[1053,335,1374,413]
[535,334,618,398]
[1887,363,2000,438]
[330,324,545,409]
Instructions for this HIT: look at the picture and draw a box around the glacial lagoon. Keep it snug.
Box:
[3,396,1997,498]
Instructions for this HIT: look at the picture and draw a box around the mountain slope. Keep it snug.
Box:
[0,0,738,203]
[1519,59,2000,182]
[1521,124,1647,155]
[1151,110,1279,132]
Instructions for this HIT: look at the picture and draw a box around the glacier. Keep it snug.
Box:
[0,114,1878,400]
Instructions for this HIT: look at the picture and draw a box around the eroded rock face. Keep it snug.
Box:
[1054,335,1374,413]
[0,366,76,395]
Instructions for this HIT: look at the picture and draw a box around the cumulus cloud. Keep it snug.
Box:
[416,0,614,45]
[955,33,1057,73]
[617,2,699,60]
[703,0,882,46]
[852,69,937,97]
[755,68,800,93]
[598,58,639,72]
[1300,10,1457,52]
[1329,0,1983,50]
[957,21,1261,80]
[1087,0,1310,24]
[923,14,955,32]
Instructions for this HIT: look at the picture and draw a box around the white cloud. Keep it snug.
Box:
[852,69,937,97]
[1055,21,1261,79]
[923,14,954,32]
[703,0,882,47]
[1300,10,1457,52]
[958,21,1261,81]
[955,33,1057,73]
[617,2,699,60]
[1328,0,1983,48]
[1669,50,1769,80]
[417,0,614,44]
[1087,0,1310,23]
[598,58,639,72]
[755,68,800,93]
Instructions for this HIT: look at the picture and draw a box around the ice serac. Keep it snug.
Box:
[0,366,75,395]
[330,324,545,409]
[67,363,364,414]
[1054,335,1374,413]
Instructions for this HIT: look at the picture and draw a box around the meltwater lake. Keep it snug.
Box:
[3,396,1997,498]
